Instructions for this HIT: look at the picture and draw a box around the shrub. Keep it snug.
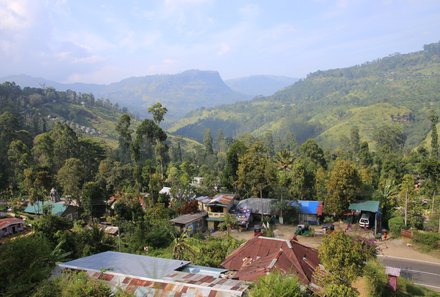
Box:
[363,259,387,297]
[0,235,54,296]
[412,231,440,250]
[325,284,359,297]
[388,217,405,237]
[249,271,307,297]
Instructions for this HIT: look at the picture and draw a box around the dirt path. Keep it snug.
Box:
[224,223,440,263]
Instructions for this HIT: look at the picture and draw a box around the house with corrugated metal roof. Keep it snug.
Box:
[235,198,275,229]
[290,200,324,225]
[195,196,211,212]
[221,236,320,289]
[170,211,208,235]
[57,251,250,297]
[24,201,78,220]
[0,218,24,238]
[206,194,237,230]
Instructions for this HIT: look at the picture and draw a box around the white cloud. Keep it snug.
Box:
[0,0,37,31]
[217,43,231,56]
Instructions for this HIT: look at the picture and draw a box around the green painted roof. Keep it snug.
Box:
[24,201,67,216]
[349,201,380,213]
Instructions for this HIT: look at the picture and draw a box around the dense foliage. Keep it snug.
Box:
[1,47,440,296]
[248,271,307,297]
[170,42,440,151]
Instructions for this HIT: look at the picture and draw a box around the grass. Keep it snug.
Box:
[391,277,440,297]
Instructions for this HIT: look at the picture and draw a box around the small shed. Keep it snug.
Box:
[290,200,323,225]
[0,218,24,238]
[170,212,208,235]
[385,266,401,292]
[348,200,381,234]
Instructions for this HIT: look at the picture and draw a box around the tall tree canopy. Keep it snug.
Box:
[325,160,361,217]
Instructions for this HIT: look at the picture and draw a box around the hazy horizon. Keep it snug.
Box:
[1,0,440,84]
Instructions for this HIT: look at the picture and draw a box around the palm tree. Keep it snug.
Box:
[274,150,295,172]
[172,231,198,261]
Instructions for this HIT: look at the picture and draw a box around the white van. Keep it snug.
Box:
[359,213,370,228]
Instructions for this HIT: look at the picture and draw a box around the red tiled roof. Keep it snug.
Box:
[0,218,23,229]
[221,236,319,286]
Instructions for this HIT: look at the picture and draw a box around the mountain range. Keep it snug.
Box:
[225,75,297,97]
[169,42,440,150]
[0,71,290,122]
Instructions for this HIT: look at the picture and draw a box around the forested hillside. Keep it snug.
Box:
[170,42,440,150]
[1,70,249,120]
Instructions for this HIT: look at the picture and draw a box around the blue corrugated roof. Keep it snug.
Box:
[290,200,322,215]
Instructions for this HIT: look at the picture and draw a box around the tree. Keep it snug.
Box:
[0,235,55,297]
[248,271,306,297]
[23,168,51,205]
[319,232,373,287]
[148,102,167,124]
[132,119,167,163]
[223,140,247,190]
[79,138,106,178]
[237,142,276,197]
[7,139,31,190]
[429,110,439,158]
[203,128,214,155]
[32,133,54,169]
[325,160,361,217]
[50,123,79,171]
[350,127,361,160]
[57,158,85,199]
[373,125,406,155]
[299,139,327,169]
[82,182,105,218]
[0,112,20,190]
[287,157,316,199]
[172,231,197,261]
[115,114,132,164]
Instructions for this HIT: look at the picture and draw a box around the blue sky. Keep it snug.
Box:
[0,0,439,84]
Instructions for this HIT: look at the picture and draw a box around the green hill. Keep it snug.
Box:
[1,70,250,121]
[169,42,440,150]
[0,83,203,152]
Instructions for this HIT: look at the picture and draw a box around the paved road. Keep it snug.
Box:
[378,255,440,292]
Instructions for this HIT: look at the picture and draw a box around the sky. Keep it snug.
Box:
[1,0,440,84]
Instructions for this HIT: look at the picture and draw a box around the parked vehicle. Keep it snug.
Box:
[322,223,335,234]
[359,213,370,228]
[295,224,311,236]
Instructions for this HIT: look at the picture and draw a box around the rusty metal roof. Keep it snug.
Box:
[0,218,24,229]
[61,264,249,296]
[208,194,236,206]
[221,236,319,286]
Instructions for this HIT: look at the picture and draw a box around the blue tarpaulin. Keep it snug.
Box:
[290,200,323,215]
